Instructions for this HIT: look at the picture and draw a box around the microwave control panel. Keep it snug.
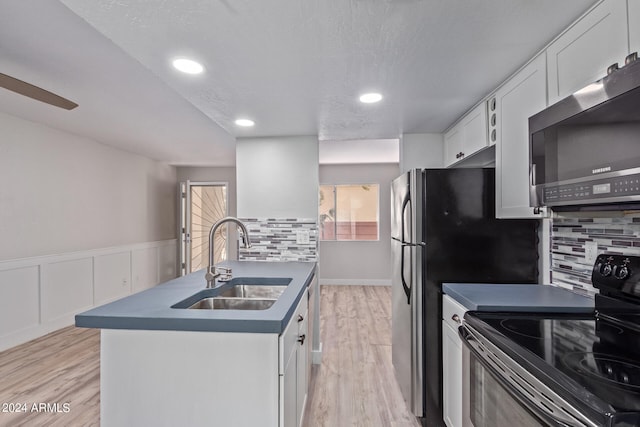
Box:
[543,173,640,205]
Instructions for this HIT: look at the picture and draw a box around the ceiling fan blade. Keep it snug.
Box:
[0,73,78,110]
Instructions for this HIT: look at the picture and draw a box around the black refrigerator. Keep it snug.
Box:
[390,168,539,427]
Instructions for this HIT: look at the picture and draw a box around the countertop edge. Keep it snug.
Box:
[75,261,316,335]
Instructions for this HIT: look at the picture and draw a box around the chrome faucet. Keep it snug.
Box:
[205,217,252,288]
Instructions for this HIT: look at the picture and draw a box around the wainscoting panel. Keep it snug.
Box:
[0,266,39,337]
[94,251,132,305]
[42,257,93,324]
[132,247,159,292]
[0,239,177,352]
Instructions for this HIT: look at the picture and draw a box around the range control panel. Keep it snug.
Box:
[543,173,640,205]
[592,254,640,297]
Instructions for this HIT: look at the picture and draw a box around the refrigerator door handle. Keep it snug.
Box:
[400,241,411,304]
[401,193,412,304]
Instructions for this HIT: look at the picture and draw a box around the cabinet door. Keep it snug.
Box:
[461,103,488,155]
[296,307,309,426]
[495,53,547,218]
[280,291,308,427]
[442,322,462,427]
[444,123,463,167]
[282,354,297,427]
[442,295,466,427]
[547,0,628,105]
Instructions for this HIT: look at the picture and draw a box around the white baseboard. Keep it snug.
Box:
[319,279,391,286]
[312,342,323,365]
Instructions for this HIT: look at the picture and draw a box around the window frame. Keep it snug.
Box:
[318,183,380,242]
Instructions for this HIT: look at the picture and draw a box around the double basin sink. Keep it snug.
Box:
[172,277,292,311]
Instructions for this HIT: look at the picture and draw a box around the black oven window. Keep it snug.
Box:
[470,353,549,427]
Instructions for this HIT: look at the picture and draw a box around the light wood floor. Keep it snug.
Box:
[0,285,420,427]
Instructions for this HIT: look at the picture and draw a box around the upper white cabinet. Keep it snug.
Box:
[444,123,463,167]
[494,53,548,219]
[547,0,629,105]
[444,103,488,167]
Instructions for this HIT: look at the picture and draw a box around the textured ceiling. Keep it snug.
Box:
[1,0,596,165]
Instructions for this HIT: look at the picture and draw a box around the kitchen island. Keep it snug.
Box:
[76,260,317,427]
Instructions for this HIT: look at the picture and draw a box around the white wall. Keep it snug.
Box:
[236,136,319,219]
[0,112,178,350]
[0,112,177,261]
[400,133,444,172]
[319,163,400,285]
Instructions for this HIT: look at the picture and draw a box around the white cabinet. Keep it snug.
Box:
[444,123,463,167]
[442,295,468,427]
[547,0,628,105]
[280,289,309,427]
[444,103,489,167]
[494,53,548,218]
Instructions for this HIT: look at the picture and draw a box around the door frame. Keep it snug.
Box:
[178,181,229,276]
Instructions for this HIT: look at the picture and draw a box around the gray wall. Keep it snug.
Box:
[318,163,400,285]
[0,112,177,261]
[236,136,319,219]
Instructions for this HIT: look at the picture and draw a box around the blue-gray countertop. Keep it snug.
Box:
[442,283,594,313]
[75,261,316,334]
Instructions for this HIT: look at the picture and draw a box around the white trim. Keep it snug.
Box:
[312,343,323,365]
[0,239,178,352]
[319,279,391,286]
[0,239,177,272]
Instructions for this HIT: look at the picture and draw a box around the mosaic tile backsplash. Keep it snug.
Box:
[238,218,318,262]
[551,212,640,297]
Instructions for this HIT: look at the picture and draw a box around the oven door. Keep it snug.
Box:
[460,323,598,427]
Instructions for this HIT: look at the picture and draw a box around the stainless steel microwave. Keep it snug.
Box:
[529,54,640,209]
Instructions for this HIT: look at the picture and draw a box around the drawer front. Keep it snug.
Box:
[442,294,467,330]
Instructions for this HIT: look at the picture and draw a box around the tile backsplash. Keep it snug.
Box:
[238,218,318,262]
[551,212,640,297]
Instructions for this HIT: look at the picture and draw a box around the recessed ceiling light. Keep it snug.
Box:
[235,118,255,127]
[359,92,383,104]
[172,58,204,74]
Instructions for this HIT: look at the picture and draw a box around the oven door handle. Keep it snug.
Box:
[459,323,601,427]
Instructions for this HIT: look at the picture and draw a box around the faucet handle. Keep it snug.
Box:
[216,267,233,282]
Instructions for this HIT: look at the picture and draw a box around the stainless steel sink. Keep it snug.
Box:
[187,297,276,310]
[171,277,292,310]
[217,285,287,299]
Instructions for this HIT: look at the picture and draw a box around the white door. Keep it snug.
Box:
[179,181,228,276]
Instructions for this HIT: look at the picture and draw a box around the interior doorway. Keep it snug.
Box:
[179,181,228,276]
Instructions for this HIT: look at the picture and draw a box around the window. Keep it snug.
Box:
[319,184,379,241]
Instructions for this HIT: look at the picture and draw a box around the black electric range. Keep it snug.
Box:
[461,254,640,427]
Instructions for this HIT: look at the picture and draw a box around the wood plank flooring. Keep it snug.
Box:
[0,326,100,427]
[0,285,420,427]
[303,285,420,427]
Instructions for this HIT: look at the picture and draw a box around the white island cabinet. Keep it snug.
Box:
[442,294,468,427]
[100,290,309,427]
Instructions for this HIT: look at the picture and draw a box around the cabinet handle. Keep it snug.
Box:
[297,314,304,322]
[297,334,306,344]
[451,314,461,324]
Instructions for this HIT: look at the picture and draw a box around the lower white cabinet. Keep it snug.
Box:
[280,289,309,427]
[442,295,468,427]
